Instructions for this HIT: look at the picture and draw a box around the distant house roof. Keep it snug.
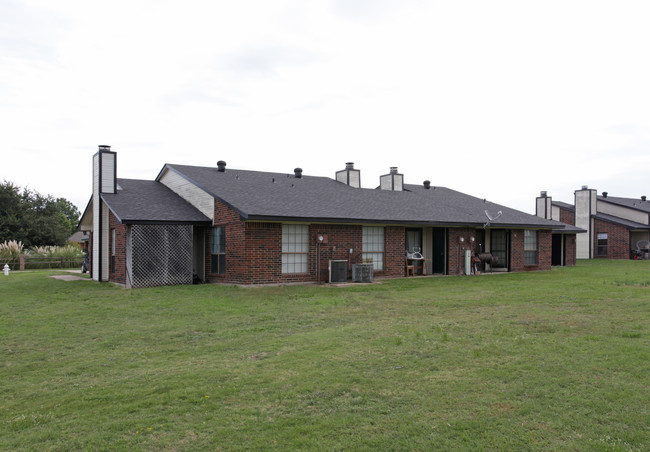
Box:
[594,213,650,230]
[160,164,566,229]
[68,231,88,242]
[552,201,574,211]
[598,195,650,213]
[552,223,585,234]
[101,179,211,224]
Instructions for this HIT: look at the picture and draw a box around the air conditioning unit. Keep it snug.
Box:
[352,263,373,283]
[329,260,348,283]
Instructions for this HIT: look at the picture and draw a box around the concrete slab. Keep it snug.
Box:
[50,275,88,282]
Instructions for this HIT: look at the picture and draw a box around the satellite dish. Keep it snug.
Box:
[636,240,650,251]
[483,210,502,229]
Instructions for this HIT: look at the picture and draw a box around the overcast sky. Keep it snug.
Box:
[2,0,649,215]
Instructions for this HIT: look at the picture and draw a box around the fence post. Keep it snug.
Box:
[19,254,25,271]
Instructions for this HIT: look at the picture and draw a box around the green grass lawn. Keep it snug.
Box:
[1,261,648,451]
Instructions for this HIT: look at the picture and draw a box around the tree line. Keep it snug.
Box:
[0,180,81,247]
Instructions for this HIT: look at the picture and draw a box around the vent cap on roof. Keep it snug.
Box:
[424,180,431,189]
[602,192,608,198]
[642,195,647,202]
[217,161,227,172]
[294,168,303,178]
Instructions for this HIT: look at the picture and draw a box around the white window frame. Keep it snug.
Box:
[211,226,226,274]
[597,232,608,256]
[282,224,309,274]
[362,226,384,270]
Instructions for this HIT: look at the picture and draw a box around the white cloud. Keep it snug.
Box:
[1,0,649,215]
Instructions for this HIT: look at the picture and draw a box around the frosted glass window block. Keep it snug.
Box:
[524,230,537,265]
[282,224,309,273]
[362,226,384,270]
[282,251,308,273]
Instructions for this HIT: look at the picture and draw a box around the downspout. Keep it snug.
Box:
[317,241,320,284]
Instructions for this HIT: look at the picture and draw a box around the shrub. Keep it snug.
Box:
[0,240,24,260]
[30,244,84,258]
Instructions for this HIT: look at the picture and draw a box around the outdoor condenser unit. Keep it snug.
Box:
[329,260,348,283]
[352,263,373,283]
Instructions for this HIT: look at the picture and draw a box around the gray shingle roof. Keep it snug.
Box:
[552,201,574,211]
[162,164,567,229]
[594,213,650,230]
[598,195,650,213]
[101,179,211,224]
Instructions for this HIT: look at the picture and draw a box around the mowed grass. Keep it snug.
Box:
[1,261,648,451]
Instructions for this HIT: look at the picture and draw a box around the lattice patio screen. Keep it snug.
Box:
[130,224,193,288]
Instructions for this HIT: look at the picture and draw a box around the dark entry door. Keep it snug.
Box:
[432,228,446,274]
[490,229,509,270]
[552,234,562,266]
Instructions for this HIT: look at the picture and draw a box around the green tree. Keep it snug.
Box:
[0,181,26,243]
[0,180,80,247]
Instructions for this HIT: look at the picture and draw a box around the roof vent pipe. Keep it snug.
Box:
[581,185,588,190]
[424,180,431,189]
[540,191,547,197]
[642,195,647,202]
[602,192,608,198]
[346,162,354,169]
[390,167,398,174]
[294,168,303,178]
[217,161,227,172]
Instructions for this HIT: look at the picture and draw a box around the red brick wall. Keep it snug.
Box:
[309,224,361,283]
[509,230,552,272]
[447,228,482,275]
[207,197,407,284]
[207,199,246,283]
[564,235,577,266]
[559,208,575,226]
[108,211,127,285]
[384,226,406,278]
[206,197,556,283]
[593,219,630,259]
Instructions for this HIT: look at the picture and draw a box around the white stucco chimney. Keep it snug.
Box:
[335,162,361,188]
[380,167,403,191]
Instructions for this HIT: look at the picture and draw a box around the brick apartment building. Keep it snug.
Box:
[80,146,579,288]
[536,187,650,260]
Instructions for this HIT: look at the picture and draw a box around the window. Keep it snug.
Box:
[282,224,309,273]
[211,226,226,274]
[524,230,537,265]
[597,232,608,256]
[363,226,384,270]
[110,228,116,273]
